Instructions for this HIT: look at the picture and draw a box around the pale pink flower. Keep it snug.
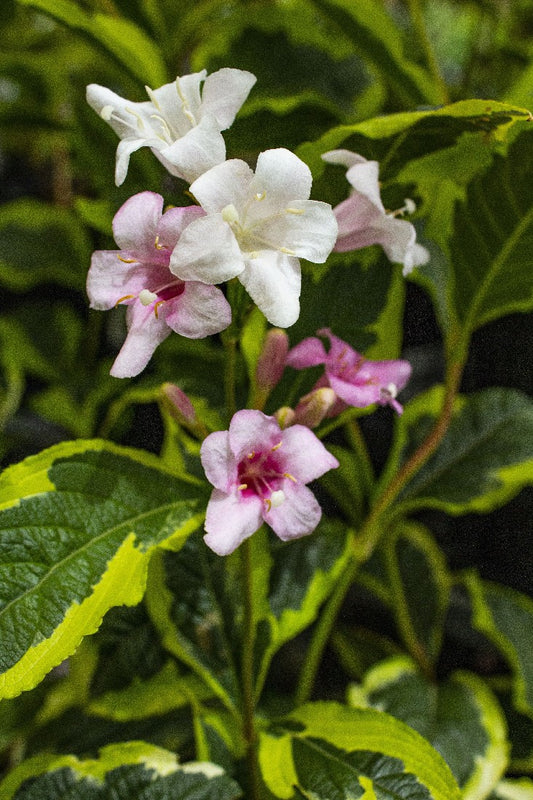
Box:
[87,192,231,378]
[87,68,256,185]
[201,409,339,555]
[322,149,429,274]
[286,329,411,415]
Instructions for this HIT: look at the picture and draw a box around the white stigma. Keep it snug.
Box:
[384,383,398,398]
[221,204,240,225]
[269,490,285,508]
[100,105,114,121]
[139,289,158,306]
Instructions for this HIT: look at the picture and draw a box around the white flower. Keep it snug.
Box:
[322,149,429,275]
[86,68,256,185]
[169,148,338,328]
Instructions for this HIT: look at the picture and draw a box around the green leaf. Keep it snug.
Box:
[464,572,533,716]
[0,741,242,798]
[0,199,91,291]
[351,656,508,799]
[297,100,531,180]
[16,0,166,86]
[387,387,533,515]
[383,521,451,668]
[489,777,533,799]
[259,701,461,800]
[0,439,206,699]
[308,0,442,107]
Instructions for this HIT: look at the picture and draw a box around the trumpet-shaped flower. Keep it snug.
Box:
[86,68,256,185]
[287,329,411,414]
[169,148,338,328]
[87,192,231,378]
[322,149,429,274]
[201,409,339,555]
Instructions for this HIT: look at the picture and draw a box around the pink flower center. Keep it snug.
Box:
[334,347,367,384]
[236,441,296,510]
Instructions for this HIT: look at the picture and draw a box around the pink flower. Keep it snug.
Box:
[201,410,339,555]
[322,149,429,275]
[87,192,232,378]
[286,329,411,415]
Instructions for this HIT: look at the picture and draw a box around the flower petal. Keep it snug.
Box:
[162,282,231,338]
[328,374,382,407]
[227,409,282,462]
[200,431,234,491]
[189,158,254,214]
[279,424,339,483]
[112,191,163,252]
[156,205,205,251]
[115,137,155,186]
[265,483,322,541]
[200,68,256,129]
[86,251,147,310]
[239,252,301,328]
[253,199,337,263]
[169,214,245,283]
[110,304,170,378]
[204,489,263,556]
[157,115,227,183]
[251,148,313,209]
[333,194,387,250]
[286,336,327,369]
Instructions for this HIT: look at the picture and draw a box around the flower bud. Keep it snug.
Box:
[274,406,296,429]
[255,328,289,393]
[294,387,337,429]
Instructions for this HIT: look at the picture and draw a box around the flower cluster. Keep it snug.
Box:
[87,68,420,554]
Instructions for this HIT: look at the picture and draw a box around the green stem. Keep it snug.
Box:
[295,357,465,706]
[406,0,449,104]
[295,557,359,706]
[344,418,374,495]
[241,538,261,800]
[222,332,238,422]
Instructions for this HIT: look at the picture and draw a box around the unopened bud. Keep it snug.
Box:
[294,387,337,429]
[274,406,296,429]
[256,328,289,392]
[161,383,197,425]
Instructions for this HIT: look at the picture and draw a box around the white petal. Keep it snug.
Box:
[157,115,226,183]
[239,252,301,328]
[345,160,384,211]
[189,158,254,214]
[251,148,312,212]
[200,68,257,129]
[204,490,263,556]
[115,137,152,186]
[169,214,245,283]
[322,149,368,170]
[253,200,337,263]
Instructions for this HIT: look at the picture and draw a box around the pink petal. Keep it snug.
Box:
[110,304,170,378]
[156,205,205,251]
[286,337,327,369]
[86,251,145,310]
[279,425,339,483]
[328,374,381,407]
[163,282,231,338]
[264,483,322,541]
[228,409,281,462]
[200,431,234,491]
[204,489,263,555]
[112,192,163,251]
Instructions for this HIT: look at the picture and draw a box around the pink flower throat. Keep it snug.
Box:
[236,442,295,509]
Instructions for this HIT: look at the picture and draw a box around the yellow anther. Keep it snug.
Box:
[283,472,297,483]
[154,300,165,318]
[118,255,137,263]
[154,235,164,250]
[247,451,256,459]
[271,441,283,452]
[144,85,161,110]
[125,106,146,131]
[115,294,135,307]
[254,191,266,201]
[264,498,272,512]
[238,483,248,491]
[286,207,304,215]
[280,247,296,256]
